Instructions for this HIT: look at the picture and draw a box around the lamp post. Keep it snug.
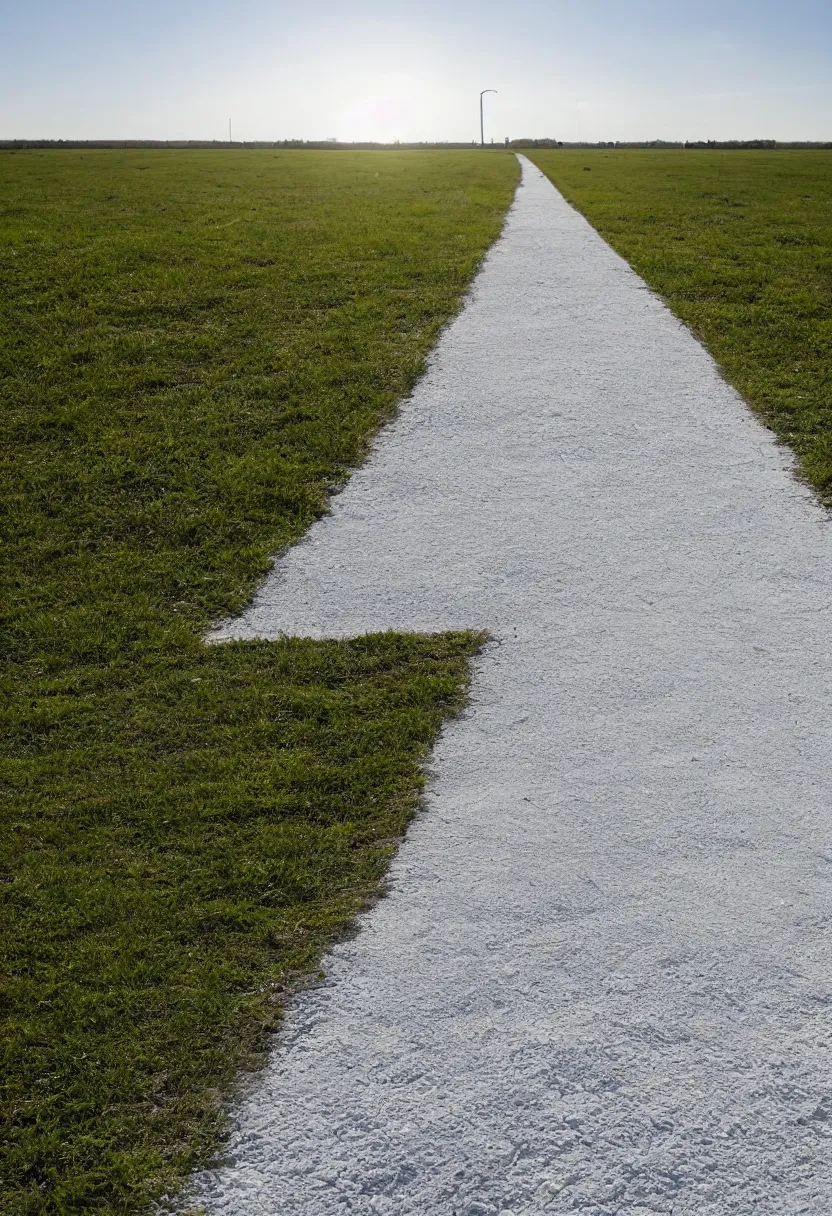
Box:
[480,89,497,147]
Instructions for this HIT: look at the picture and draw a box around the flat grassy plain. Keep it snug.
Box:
[529,149,832,495]
[0,148,518,1214]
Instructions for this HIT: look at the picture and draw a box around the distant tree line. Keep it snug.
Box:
[2,138,830,152]
[511,138,832,150]
[0,139,492,151]
[553,140,683,149]
[508,138,564,148]
[683,139,832,149]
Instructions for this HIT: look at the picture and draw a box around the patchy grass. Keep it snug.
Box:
[528,149,832,496]
[0,148,518,1215]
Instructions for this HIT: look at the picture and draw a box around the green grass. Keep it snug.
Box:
[528,149,832,495]
[0,148,518,1214]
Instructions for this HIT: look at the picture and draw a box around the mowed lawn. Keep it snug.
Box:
[0,149,518,1215]
[529,149,832,496]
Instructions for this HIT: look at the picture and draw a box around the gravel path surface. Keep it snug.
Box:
[195,157,832,1214]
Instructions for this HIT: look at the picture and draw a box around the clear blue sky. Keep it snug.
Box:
[3,0,831,142]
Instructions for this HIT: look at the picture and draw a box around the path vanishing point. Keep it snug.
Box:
[192,157,832,1214]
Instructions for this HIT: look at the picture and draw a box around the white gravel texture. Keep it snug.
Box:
[193,156,832,1214]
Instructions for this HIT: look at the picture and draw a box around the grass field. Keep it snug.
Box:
[0,148,518,1215]
[528,149,832,496]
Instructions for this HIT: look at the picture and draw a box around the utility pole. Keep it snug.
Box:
[480,90,497,147]
[229,118,232,145]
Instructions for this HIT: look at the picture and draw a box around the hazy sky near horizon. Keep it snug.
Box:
[4,0,832,143]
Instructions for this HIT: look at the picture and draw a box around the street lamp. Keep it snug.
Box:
[480,89,497,147]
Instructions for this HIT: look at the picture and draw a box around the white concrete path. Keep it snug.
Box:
[194,157,832,1214]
